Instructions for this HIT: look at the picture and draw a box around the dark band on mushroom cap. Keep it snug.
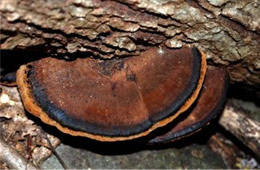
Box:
[148,66,229,144]
[16,47,206,141]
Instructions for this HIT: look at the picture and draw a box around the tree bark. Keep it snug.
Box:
[219,105,260,158]
[0,0,259,90]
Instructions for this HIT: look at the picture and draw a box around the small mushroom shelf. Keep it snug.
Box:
[14,47,228,143]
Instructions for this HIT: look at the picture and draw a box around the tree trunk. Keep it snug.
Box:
[1,0,259,91]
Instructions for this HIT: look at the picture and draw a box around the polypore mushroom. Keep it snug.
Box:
[16,47,206,142]
[148,66,229,144]
[0,72,17,86]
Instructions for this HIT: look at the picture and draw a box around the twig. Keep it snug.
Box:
[219,106,260,157]
[39,127,69,169]
[0,135,39,169]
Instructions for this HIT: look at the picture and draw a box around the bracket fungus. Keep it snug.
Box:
[16,47,209,142]
[0,72,17,87]
[148,66,229,144]
[14,46,229,143]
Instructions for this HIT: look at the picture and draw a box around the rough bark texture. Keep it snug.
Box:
[219,106,260,158]
[0,0,260,90]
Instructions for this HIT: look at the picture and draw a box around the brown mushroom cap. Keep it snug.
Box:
[148,66,229,144]
[16,47,206,142]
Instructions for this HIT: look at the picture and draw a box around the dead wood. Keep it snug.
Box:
[0,0,260,167]
[219,105,260,158]
[0,0,259,90]
[0,85,60,168]
[0,135,38,169]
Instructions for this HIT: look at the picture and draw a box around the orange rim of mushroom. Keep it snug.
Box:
[16,47,207,142]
